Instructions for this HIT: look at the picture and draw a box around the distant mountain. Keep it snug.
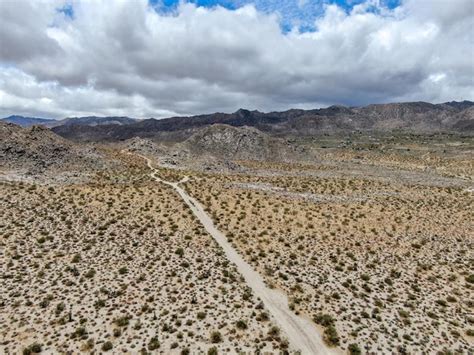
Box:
[56,116,137,127]
[1,115,137,128]
[51,101,474,142]
[442,100,474,111]
[1,115,54,127]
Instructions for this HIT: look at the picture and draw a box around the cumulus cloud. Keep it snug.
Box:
[0,0,473,119]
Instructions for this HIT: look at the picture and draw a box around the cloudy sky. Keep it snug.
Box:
[0,0,473,119]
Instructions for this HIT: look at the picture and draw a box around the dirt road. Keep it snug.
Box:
[139,154,338,354]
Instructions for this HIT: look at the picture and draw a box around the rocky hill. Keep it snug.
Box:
[181,124,303,161]
[50,101,474,142]
[122,125,306,172]
[0,122,105,179]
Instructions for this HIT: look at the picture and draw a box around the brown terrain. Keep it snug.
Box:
[1,102,473,354]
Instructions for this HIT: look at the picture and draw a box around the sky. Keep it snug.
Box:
[0,0,473,119]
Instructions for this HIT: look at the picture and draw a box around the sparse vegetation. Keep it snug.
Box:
[1,132,472,354]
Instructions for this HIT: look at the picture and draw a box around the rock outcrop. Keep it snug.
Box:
[0,122,104,176]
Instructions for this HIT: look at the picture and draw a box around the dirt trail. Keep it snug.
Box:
[138,153,338,355]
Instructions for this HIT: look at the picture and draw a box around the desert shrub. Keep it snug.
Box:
[94,299,106,309]
[446,295,457,303]
[314,313,335,327]
[23,343,42,355]
[324,325,340,346]
[71,326,87,339]
[210,331,222,343]
[102,341,113,351]
[114,315,130,327]
[451,329,461,338]
[84,338,95,350]
[197,311,206,320]
[399,310,410,318]
[256,311,269,322]
[39,299,50,309]
[235,319,248,330]
[84,269,96,279]
[148,336,160,350]
[268,326,280,339]
[55,302,65,315]
[348,343,362,355]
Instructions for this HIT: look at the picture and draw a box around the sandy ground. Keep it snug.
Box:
[136,153,339,355]
[1,165,292,353]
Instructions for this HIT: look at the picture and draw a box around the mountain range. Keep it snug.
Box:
[1,100,473,180]
[2,101,473,143]
[1,115,137,128]
[53,101,474,141]
[1,115,55,127]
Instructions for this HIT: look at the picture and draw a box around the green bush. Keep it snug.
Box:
[348,343,362,355]
[114,315,130,327]
[210,331,222,343]
[268,325,280,339]
[84,269,96,279]
[323,326,340,346]
[197,311,206,320]
[102,341,113,351]
[23,343,42,355]
[148,336,160,350]
[313,313,335,327]
[235,319,248,330]
[71,326,87,339]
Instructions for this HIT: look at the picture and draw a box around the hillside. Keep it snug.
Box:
[51,101,474,142]
[181,124,302,161]
[0,122,105,178]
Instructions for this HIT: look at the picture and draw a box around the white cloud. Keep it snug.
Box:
[0,0,473,119]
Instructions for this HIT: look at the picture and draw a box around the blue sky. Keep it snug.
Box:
[150,0,402,31]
